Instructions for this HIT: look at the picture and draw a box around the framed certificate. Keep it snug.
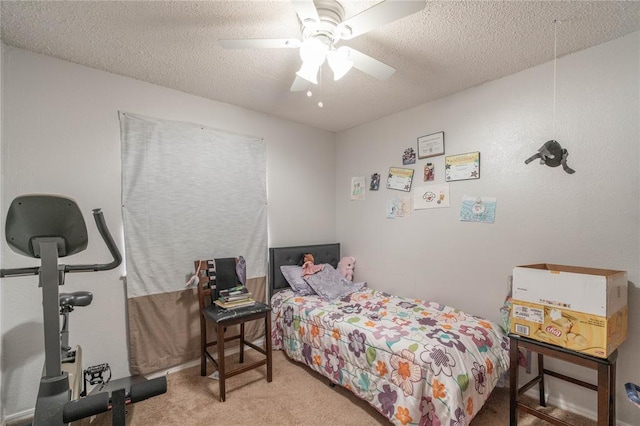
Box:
[417,131,445,159]
[386,167,414,192]
[445,151,480,182]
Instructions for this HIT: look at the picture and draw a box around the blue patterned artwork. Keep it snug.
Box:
[460,196,496,223]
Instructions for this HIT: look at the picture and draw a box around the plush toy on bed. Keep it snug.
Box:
[301,253,324,277]
[337,256,356,281]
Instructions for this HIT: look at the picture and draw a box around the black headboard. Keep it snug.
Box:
[269,243,340,298]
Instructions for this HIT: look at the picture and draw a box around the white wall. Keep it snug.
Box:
[2,31,639,424]
[0,46,336,419]
[336,32,640,424]
[0,42,5,422]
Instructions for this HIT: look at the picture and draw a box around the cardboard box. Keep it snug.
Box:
[510,264,628,358]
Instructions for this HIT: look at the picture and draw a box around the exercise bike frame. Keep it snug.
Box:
[1,207,122,425]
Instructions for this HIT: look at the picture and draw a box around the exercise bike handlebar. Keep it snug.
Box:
[0,266,40,277]
[0,208,122,278]
[65,209,122,273]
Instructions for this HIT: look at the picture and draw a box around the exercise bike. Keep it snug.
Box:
[0,194,166,425]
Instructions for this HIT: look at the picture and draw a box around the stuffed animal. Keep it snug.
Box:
[338,256,356,281]
[301,253,324,276]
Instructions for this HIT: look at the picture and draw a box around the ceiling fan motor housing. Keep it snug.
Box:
[300,0,348,46]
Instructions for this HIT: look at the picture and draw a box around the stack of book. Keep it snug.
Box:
[214,286,255,309]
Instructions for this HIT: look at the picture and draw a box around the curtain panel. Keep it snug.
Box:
[119,112,267,374]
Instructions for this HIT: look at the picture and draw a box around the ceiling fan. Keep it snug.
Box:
[219,0,426,92]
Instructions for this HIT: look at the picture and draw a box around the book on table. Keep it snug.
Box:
[220,292,253,302]
[214,297,256,309]
[218,286,252,302]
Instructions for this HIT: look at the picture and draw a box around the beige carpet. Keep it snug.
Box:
[69,349,595,426]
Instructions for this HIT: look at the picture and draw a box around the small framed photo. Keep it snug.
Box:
[370,173,381,190]
[386,167,414,192]
[445,151,480,182]
[423,163,435,181]
[402,147,416,165]
[417,131,445,159]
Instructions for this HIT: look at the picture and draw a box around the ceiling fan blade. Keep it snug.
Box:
[339,0,426,40]
[347,48,395,80]
[219,38,301,49]
[291,0,320,25]
[290,75,309,92]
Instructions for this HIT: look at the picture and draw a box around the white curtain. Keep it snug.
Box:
[119,112,267,373]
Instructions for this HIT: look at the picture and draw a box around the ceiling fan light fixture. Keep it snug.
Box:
[327,46,353,81]
[299,38,328,65]
[221,0,425,93]
[296,62,320,85]
[297,38,329,84]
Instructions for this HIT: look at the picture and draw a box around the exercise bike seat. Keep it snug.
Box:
[59,291,93,308]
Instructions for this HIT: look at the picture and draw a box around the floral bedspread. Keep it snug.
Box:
[271,288,510,425]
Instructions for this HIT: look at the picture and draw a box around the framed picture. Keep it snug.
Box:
[417,131,445,159]
[386,196,411,218]
[386,167,414,192]
[370,172,381,190]
[402,147,416,165]
[413,183,450,210]
[445,151,480,182]
[350,176,365,200]
[423,163,434,181]
[459,196,496,223]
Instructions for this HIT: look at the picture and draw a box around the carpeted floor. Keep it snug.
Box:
[56,349,594,426]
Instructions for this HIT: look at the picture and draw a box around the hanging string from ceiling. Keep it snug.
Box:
[552,18,558,132]
[304,69,324,108]
[317,65,324,108]
[524,18,575,174]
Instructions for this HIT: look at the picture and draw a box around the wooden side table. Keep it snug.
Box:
[509,334,617,426]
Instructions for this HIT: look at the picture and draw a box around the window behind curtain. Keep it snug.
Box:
[119,112,267,374]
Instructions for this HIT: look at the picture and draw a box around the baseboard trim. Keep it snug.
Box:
[145,336,266,380]
[3,409,34,426]
[524,388,634,426]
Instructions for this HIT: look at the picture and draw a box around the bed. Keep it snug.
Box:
[269,243,511,425]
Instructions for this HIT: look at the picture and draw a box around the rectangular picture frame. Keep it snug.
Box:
[445,151,480,182]
[417,131,445,159]
[386,167,415,192]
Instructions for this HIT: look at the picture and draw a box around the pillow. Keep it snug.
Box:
[280,265,315,296]
[303,264,366,301]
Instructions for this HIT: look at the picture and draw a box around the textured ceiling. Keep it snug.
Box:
[2,1,640,132]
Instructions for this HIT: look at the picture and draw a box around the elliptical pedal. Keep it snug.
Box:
[82,363,112,397]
